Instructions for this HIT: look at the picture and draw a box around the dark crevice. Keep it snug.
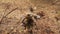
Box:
[7,29,14,34]
[52,0,60,5]
[55,17,60,21]
[28,30,33,34]
[0,30,5,34]
[59,31,60,33]
[45,27,54,34]
[10,30,20,34]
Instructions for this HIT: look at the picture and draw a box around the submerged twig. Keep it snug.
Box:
[0,7,18,24]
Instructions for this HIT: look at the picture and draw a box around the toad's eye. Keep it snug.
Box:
[29,7,34,12]
[27,14,31,16]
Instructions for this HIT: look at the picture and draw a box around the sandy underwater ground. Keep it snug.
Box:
[0,0,60,34]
